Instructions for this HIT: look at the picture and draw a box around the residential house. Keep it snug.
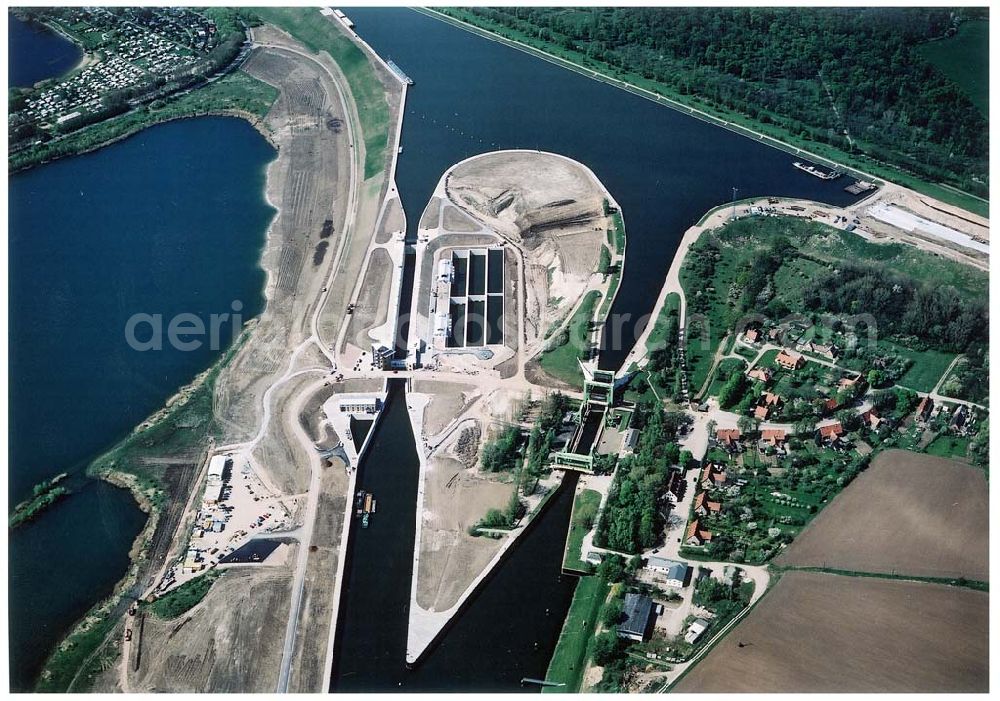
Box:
[802,340,838,360]
[951,404,971,431]
[916,396,934,422]
[860,408,883,430]
[755,392,781,420]
[685,519,713,546]
[685,618,710,644]
[775,349,805,370]
[838,373,864,391]
[748,366,773,383]
[741,328,761,345]
[700,463,728,490]
[760,428,788,451]
[714,428,743,453]
[617,592,655,642]
[693,492,722,517]
[817,421,845,445]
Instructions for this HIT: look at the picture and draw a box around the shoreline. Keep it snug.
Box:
[32,320,254,690]
[415,8,988,218]
[10,108,276,176]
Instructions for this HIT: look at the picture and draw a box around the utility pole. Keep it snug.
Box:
[731,186,740,220]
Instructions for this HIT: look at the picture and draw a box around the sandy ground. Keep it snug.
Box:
[441,204,481,232]
[250,372,322,495]
[285,450,349,692]
[116,18,405,694]
[344,247,392,350]
[775,450,988,580]
[675,570,988,692]
[128,568,294,692]
[419,196,442,230]
[412,381,527,611]
[375,196,404,244]
[445,151,609,352]
[213,37,353,455]
[415,449,512,611]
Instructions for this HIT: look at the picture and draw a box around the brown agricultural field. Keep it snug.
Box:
[674,571,988,693]
[775,449,988,580]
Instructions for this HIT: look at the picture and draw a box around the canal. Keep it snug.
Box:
[351,7,864,372]
[329,7,871,691]
[330,379,579,691]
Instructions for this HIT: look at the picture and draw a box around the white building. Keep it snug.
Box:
[646,557,690,588]
[685,618,710,644]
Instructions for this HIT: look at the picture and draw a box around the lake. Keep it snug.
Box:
[8,13,83,88]
[8,116,276,689]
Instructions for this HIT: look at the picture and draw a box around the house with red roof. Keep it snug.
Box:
[761,428,787,448]
[775,349,805,370]
[916,396,934,422]
[699,463,728,490]
[685,519,713,546]
[714,428,743,453]
[693,492,722,517]
[817,421,845,444]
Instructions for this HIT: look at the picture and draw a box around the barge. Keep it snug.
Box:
[793,160,842,180]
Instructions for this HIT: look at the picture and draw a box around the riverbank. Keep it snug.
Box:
[418,8,987,219]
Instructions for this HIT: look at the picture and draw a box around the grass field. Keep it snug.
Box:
[917,21,989,117]
[674,570,988,692]
[540,290,601,387]
[924,434,972,461]
[775,450,988,580]
[543,575,610,692]
[885,343,956,393]
[148,572,220,619]
[799,227,988,298]
[253,7,391,179]
[562,489,602,572]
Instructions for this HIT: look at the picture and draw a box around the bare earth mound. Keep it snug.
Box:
[675,571,988,693]
[775,450,988,580]
[445,151,609,349]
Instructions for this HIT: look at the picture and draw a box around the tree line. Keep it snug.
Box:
[451,7,987,195]
[595,404,691,553]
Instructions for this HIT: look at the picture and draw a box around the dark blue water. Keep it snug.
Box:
[350,7,864,371]
[8,116,275,689]
[331,380,579,692]
[8,13,82,88]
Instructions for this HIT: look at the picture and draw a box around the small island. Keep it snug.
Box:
[10,473,70,529]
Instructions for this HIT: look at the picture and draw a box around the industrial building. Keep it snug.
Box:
[617,592,655,642]
[646,557,690,588]
[432,247,505,349]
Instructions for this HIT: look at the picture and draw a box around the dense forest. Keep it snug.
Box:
[802,262,987,353]
[450,8,988,195]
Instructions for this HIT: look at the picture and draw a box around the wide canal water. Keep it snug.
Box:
[9,117,275,689]
[330,6,867,692]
